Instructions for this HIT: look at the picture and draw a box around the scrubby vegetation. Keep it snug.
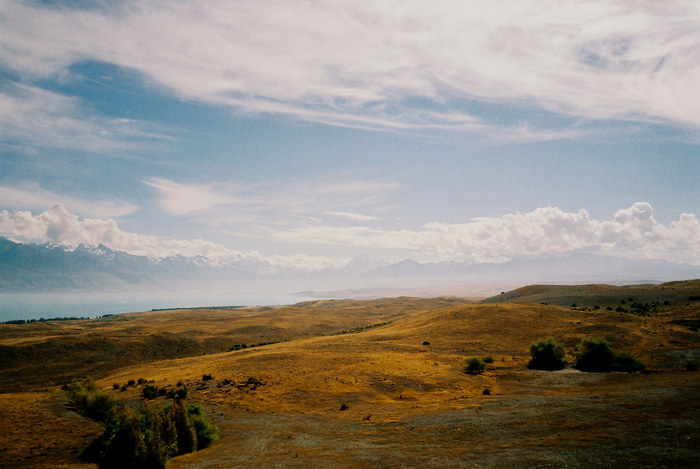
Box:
[65,380,116,422]
[574,337,645,372]
[463,357,486,375]
[66,379,217,468]
[528,338,566,370]
[81,400,218,469]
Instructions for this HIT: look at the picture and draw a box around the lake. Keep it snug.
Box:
[0,290,307,322]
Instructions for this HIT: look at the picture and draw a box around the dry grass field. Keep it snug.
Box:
[1,281,698,468]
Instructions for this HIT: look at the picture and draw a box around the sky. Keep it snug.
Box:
[1,0,699,272]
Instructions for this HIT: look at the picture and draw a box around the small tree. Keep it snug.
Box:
[528,338,566,370]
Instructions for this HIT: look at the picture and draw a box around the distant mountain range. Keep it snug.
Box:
[1,237,698,293]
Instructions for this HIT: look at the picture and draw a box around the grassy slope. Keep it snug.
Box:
[1,285,699,467]
[0,296,472,392]
[482,279,700,307]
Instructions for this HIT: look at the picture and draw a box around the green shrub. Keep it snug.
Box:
[482,355,494,364]
[574,337,645,372]
[187,403,218,449]
[463,357,486,375]
[528,338,566,370]
[67,380,116,422]
[80,400,218,469]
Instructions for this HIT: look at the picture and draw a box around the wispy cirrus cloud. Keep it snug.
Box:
[143,177,396,226]
[2,0,698,137]
[273,203,700,266]
[0,82,169,153]
[323,211,380,222]
[0,182,138,218]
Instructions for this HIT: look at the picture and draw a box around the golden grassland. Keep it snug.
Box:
[1,281,699,468]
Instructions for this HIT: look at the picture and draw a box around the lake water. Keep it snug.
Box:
[0,290,307,322]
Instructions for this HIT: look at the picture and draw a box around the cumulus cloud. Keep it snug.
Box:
[1,0,698,135]
[273,202,700,265]
[0,205,347,272]
[2,202,698,268]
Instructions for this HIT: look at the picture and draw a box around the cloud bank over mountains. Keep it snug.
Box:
[2,202,698,268]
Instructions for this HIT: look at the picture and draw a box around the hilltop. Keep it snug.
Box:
[483,279,700,307]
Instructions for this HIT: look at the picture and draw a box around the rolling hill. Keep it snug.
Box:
[0,283,698,468]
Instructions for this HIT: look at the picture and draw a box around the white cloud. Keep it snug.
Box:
[143,177,395,223]
[0,204,346,271]
[143,178,239,216]
[273,203,700,265]
[2,0,698,135]
[0,183,138,218]
[323,211,379,222]
[0,82,169,152]
[2,202,698,269]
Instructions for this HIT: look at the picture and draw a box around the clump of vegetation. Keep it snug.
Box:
[463,357,486,375]
[70,382,218,469]
[482,355,495,364]
[685,361,698,372]
[202,373,214,381]
[142,384,159,400]
[574,337,645,372]
[81,400,218,469]
[528,338,566,370]
[66,380,116,422]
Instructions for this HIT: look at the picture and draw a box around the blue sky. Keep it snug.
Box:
[1,0,699,270]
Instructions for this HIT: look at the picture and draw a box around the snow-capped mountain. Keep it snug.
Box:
[1,237,699,293]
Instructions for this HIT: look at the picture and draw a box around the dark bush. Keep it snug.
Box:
[528,338,566,370]
[482,355,494,364]
[464,357,486,375]
[202,373,213,381]
[575,337,645,372]
[142,384,159,400]
[170,400,197,455]
[685,361,698,371]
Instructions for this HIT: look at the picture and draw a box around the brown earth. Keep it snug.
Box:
[0,281,699,468]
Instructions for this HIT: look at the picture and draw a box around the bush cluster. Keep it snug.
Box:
[81,400,218,469]
[528,338,566,371]
[65,380,116,422]
[67,380,217,469]
[527,337,645,373]
[574,337,645,372]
